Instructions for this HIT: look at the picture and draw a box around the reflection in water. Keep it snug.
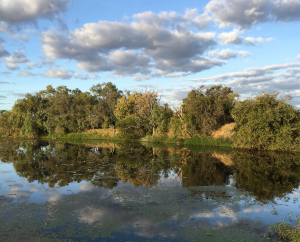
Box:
[232,150,300,202]
[0,139,300,241]
[0,139,300,202]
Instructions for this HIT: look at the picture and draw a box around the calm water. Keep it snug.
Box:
[0,139,300,241]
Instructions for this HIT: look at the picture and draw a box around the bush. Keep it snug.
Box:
[182,85,238,136]
[231,92,300,151]
[116,115,148,139]
[139,135,184,144]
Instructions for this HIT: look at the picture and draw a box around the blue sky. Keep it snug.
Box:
[0,0,300,110]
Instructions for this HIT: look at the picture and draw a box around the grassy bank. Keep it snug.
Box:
[45,133,121,141]
[45,133,233,148]
[0,132,234,149]
[140,135,233,147]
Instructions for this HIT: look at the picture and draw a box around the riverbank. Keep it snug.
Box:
[0,132,233,147]
[46,133,233,148]
[1,129,300,152]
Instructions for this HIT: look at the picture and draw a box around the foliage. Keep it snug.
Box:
[2,84,300,153]
[115,90,165,138]
[0,82,122,136]
[231,92,300,151]
[268,217,300,242]
[116,114,148,139]
[0,110,14,135]
[232,150,300,202]
[184,136,232,147]
[182,85,239,136]
[90,82,123,127]
[139,135,184,144]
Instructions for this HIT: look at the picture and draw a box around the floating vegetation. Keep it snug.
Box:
[0,186,265,242]
[268,217,300,242]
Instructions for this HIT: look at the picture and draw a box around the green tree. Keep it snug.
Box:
[90,82,123,128]
[0,111,13,135]
[150,103,173,136]
[42,85,72,134]
[115,90,161,138]
[11,93,46,136]
[182,85,239,137]
[231,92,300,151]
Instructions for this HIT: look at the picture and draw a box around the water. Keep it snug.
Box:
[0,139,299,241]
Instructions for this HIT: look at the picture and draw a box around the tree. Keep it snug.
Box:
[0,111,13,135]
[182,85,239,136]
[90,82,123,128]
[114,94,137,120]
[42,85,73,134]
[114,90,161,138]
[150,103,173,136]
[231,92,300,151]
[11,93,46,136]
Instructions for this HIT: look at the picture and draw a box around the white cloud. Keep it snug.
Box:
[218,29,243,45]
[18,70,37,77]
[238,51,251,58]
[296,54,300,60]
[26,62,36,69]
[0,0,70,25]
[0,21,29,41]
[0,44,9,58]
[73,73,92,80]
[205,0,300,28]
[46,68,72,79]
[188,63,300,82]
[245,36,265,45]
[5,50,29,70]
[185,62,300,107]
[165,72,191,78]
[208,49,251,60]
[40,16,221,79]
[132,9,212,30]
[5,55,28,64]
[39,58,57,67]
[6,62,19,70]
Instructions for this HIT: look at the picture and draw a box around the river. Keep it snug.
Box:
[0,139,299,241]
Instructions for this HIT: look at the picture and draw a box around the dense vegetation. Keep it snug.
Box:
[1,82,300,151]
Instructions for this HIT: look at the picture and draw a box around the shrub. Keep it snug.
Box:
[116,115,148,139]
[231,92,300,151]
[182,85,238,136]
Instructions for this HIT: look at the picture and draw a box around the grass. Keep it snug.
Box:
[139,135,184,144]
[45,133,122,141]
[211,122,235,139]
[184,136,233,147]
[0,134,28,139]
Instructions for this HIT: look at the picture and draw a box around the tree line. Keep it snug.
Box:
[1,82,300,151]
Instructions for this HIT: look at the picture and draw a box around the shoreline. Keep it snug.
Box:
[1,134,300,153]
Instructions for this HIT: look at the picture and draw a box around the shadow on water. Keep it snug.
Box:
[0,139,300,241]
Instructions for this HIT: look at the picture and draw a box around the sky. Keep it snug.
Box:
[0,0,300,110]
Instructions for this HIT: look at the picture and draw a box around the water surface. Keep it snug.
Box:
[0,139,300,241]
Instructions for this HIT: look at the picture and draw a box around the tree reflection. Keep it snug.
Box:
[0,140,300,202]
[232,150,300,202]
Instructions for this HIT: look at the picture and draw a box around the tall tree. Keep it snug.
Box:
[182,85,239,136]
[114,90,161,138]
[90,82,123,128]
[0,111,13,135]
